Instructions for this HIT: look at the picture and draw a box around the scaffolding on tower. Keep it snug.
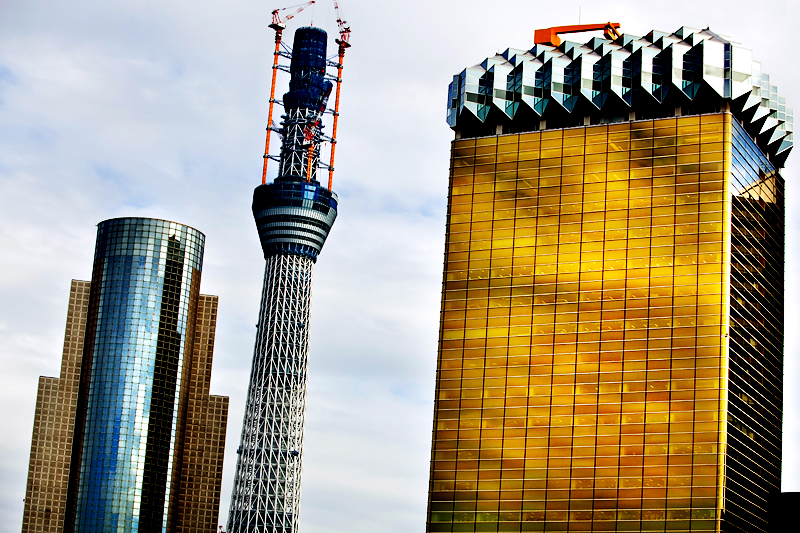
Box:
[259,0,352,191]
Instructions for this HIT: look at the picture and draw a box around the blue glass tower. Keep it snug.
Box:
[227,27,338,533]
[65,218,205,532]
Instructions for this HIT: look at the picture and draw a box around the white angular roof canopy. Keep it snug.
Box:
[448,26,793,166]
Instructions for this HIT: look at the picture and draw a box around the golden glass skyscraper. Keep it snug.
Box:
[427,26,791,533]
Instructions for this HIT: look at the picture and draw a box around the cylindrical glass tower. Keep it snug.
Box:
[65,217,205,533]
[228,27,337,533]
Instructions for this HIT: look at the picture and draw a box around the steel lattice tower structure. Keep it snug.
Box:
[228,26,339,533]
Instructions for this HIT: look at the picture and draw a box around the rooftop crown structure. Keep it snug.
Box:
[227,15,351,533]
[447,26,792,166]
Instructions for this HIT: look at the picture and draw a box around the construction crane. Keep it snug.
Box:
[261,1,316,185]
[534,22,621,47]
[326,0,351,190]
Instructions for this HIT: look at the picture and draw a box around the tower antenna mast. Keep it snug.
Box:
[262,1,316,185]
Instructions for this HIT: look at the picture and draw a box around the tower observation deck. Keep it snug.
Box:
[228,26,339,533]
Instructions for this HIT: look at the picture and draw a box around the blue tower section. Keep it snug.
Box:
[228,27,337,533]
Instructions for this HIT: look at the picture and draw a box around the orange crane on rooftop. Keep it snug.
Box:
[534,22,621,47]
[261,1,316,185]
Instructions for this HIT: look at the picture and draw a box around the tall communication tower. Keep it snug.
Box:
[227,3,351,532]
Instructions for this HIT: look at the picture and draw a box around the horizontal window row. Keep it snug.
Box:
[448,222,727,235]
[459,120,726,142]
[442,295,724,306]
[451,189,726,202]
[442,309,726,320]
[443,293,725,304]
[429,479,721,491]
[440,336,725,347]
[438,388,723,400]
[432,440,725,450]
[453,166,729,179]
[470,132,729,148]
[452,201,727,214]
[458,133,728,155]
[437,380,723,393]
[434,414,727,426]
[449,214,729,226]
[449,219,727,234]
[453,154,728,171]
[439,337,726,347]
[452,181,731,196]
[436,394,723,408]
[442,319,726,330]
[450,207,727,221]
[452,152,730,168]
[436,416,724,427]
[444,260,723,273]
[431,451,721,462]
[455,154,727,166]
[431,467,721,478]
[428,504,720,514]
[428,513,719,524]
[444,276,729,290]
[436,421,722,430]
[467,132,727,150]
[444,285,724,299]
[442,292,724,305]
[439,363,724,373]
[437,366,725,377]
[440,348,724,358]
[453,173,729,186]
[446,257,726,269]
[430,444,720,456]
[454,191,733,205]
[447,231,727,243]
[452,172,729,187]
[441,322,724,337]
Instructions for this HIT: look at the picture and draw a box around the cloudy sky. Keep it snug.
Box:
[1,0,798,531]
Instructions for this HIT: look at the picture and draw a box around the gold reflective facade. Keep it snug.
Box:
[427,113,784,532]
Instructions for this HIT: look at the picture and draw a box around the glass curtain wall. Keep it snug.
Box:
[428,113,782,532]
[725,120,783,532]
[67,218,205,533]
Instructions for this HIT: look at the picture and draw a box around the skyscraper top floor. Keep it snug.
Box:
[447,26,793,167]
